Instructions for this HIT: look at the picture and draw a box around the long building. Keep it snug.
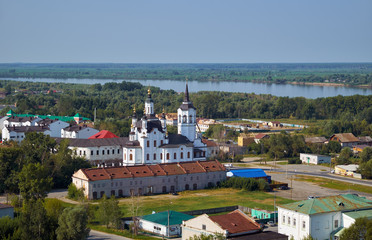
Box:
[72,160,226,199]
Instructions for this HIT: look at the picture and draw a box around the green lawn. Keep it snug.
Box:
[294,175,372,194]
[117,188,294,217]
[88,224,159,240]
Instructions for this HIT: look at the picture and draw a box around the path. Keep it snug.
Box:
[88,230,131,240]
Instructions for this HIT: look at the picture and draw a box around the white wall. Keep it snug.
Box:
[278,207,310,240]
[48,121,69,138]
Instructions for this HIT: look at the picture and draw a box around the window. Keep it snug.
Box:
[154,140,156,147]
[302,221,306,229]
[178,115,181,123]
[181,152,183,159]
[167,153,170,160]
[84,151,86,156]
[189,115,192,123]
[288,217,291,225]
[187,152,190,158]
[147,141,149,147]
[79,150,82,155]
[174,153,177,159]
[160,153,163,160]
[161,140,163,145]
[96,150,99,155]
[282,216,285,224]
[107,149,109,155]
[154,153,156,160]
[202,224,206,230]
[334,220,339,228]
[117,149,120,154]
[124,154,126,160]
[146,154,149,161]
[112,149,114,154]
[91,150,94,155]
[102,150,105,155]
[130,154,133,161]
[293,218,296,226]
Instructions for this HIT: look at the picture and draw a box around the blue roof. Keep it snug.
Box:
[228,169,267,178]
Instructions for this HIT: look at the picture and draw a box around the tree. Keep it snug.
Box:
[0,216,21,240]
[97,195,122,228]
[340,217,372,240]
[56,206,90,240]
[359,159,372,179]
[360,147,372,163]
[21,132,56,165]
[18,163,53,201]
[336,147,353,165]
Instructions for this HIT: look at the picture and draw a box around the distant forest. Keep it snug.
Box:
[0,79,371,138]
[0,63,372,86]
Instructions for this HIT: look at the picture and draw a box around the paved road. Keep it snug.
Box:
[88,230,131,240]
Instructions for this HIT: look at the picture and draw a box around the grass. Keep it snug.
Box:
[117,188,294,217]
[88,224,159,240]
[294,175,372,194]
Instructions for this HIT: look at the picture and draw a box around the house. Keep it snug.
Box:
[156,113,178,126]
[61,124,99,139]
[88,130,119,139]
[353,145,371,154]
[3,116,42,127]
[268,121,282,128]
[123,85,207,166]
[61,137,129,166]
[300,153,331,165]
[72,160,226,199]
[305,137,327,144]
[0,203,14,218]
[202,139,219,158]
[197,118,216,133]
[277,194,372,240]
[2,126,51,143]
[334,164,359,176]
[139,211,194,237]
[182,209,261,240]
[329,133,360,148]
[254,133,270,144]
[358,136,372,146]
[227,169,271,183]
[35,118,69,138]
[238,134,254,147]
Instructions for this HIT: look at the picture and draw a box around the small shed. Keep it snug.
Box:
[139,210,194,237]
[300,153,331,165]
[227,169,271,182]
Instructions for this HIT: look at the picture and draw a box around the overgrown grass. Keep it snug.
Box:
[294,175,372,194]
[88,224,159,240]
[117,188,294,217]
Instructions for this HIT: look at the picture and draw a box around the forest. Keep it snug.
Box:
[0,63,372,85]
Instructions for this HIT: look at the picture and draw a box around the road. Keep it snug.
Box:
[88,230,131,240]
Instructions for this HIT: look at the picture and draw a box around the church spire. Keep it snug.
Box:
[184,78,190,102]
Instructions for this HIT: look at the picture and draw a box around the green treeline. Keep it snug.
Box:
[0,63,372,85]
[1,80,372,137]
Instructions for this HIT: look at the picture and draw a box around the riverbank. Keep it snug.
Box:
[289,81,372,89]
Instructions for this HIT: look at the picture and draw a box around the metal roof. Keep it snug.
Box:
[278,194,372,215]
[343,209,372,220]
[227,169,267,178]
[141,211,194,226]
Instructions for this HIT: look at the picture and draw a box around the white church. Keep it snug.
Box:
[122,84,207,166]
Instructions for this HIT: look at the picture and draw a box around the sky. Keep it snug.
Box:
[0,0,371,63]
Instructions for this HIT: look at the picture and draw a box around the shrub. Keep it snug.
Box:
[67,183,85,201]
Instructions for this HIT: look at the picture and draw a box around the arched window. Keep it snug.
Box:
[183,115,186,123]
[160,153,163,160]
[189,115,192,123]
[174,152,177,159]
[181,152,183,159]
[185,184,189,190]
[187,152,190,158]
[146,154,149,161]
[153,153,156,160]
[166,153,170,160]
[130,154,133,160]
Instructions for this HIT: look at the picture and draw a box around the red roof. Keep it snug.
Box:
[255,133,268,139]
[209,210,261,235]
[88,130,119,139]
[202,139,218,147]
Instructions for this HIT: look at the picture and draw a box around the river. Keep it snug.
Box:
[1,77,371,99]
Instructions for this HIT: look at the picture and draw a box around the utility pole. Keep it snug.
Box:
[167,209,170,238]
[274,192,276,225]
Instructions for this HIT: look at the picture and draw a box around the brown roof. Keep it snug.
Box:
[358,136,372,143]
[202,139,218,147]
[305,137,327,144]
[209,210,261,235]
[330,133,359,143]
[56,137,129,148]
[254,133,269,139]
[6,126,50,133]
[76,160,226,181]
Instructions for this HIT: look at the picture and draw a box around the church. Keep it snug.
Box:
[123,84,207,166]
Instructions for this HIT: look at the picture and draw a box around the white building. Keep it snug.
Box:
[123,85,207,166]
[196,119,216,133]
[61,125,99,139]
[139,211,194,237]
[2,126,51,143]
[277,194,372,240]
[3,116,42,127]
[36,118,69,138]
[300,153,331,165]
[63,137,129,166]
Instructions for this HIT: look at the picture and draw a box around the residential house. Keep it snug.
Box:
[35,118,69,138]
[72,160,226,199]
[202,139,219,158]
[268,121,282,128]
[156,113,178,126]
[2,126,51,143]
[219,143,246,155]
[238,133,254,147]
[305,137,327,144]
[62,137,129,166]
[277,194,372,240]
[254,133,270,144]
[300,153,331,165]
[139,211,194,237]
[358,136,372,146]
[3,116,41,127]
[329,133,360,148]
[61,124,99,139]
[182,209,261,240]
[88,130,119,139]
[197,118,216,133]
[0,203,14,218]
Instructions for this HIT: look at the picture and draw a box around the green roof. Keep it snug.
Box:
[141,211,194,226]
[278,194,372,215]
[7,113,90,121]
[344,209,372,220]
[6,109,14,115]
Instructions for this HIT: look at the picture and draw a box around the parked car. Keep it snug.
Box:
[267,221,276,227]
[279,186,289,190]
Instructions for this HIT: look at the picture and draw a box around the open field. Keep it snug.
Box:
[294,175,372,195]
[116,188,293,217]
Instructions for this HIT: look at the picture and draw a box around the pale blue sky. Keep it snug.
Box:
[0,0,371,63]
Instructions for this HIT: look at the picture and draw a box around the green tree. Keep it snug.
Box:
[56,206,90,240]
[21,132,56,165]
[336,147,353,165]
[97,195,122,228]
[360,147,372,163]
[0,216,21,240]
[359,159,372,179]
[340,217,372,240]
[18,163,53,201]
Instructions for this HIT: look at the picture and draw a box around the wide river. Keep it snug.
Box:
[1,77,372,99]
